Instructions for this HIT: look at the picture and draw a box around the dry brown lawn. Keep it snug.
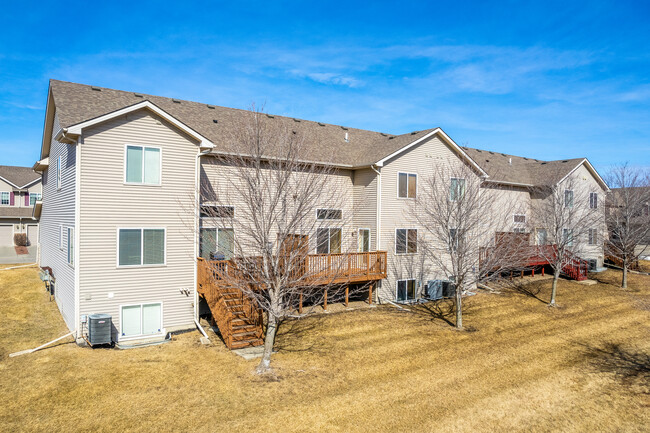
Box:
[1,266,648,432]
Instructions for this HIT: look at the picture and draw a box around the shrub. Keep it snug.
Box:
[14,233,28,247]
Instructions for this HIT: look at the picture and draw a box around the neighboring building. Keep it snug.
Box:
[0,165,41,248]
[605,187,650,261]
[34,80,609,344]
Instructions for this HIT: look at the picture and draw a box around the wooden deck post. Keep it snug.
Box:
[299,290,303,314]
[345,286,349,307]
[532,268,535,277]
[324,288,328,310]
[366,252,370,278]
[521,270,524,278]
[368,282,373,305]
[542,267,545,276]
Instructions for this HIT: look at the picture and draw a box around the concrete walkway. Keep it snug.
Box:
[0,246,37,264]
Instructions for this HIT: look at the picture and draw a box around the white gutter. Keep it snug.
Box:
[371,164,382,250]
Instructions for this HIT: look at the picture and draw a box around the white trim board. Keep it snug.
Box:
[373,128,488,177]
[63,100,215,149]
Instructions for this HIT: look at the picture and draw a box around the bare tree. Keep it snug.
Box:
[412,164,526,329]
[605,164,650,288]
[529,171,604,305]
[193,107,368,374]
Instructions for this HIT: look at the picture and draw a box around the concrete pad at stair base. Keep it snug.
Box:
[577,279,597,285]
[232,346,276,360]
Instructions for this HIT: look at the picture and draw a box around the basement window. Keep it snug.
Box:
[316,209,342,220]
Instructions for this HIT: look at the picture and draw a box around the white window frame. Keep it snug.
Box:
[564,189,574,208]
[397,172,417,199]
[29,192,42,206]
[316,227,342,254]
[119,302,164,341]
[449,177,466,202]
[199,226,236,259]
[59,225,64,250]
[589,192,598,209]
[396,278,417,302]
[67,226,74,268]
[588,228,597,245]
[123,144,163,186]
[315,208,343,220]
[0,191,9,206]
[563,228,574,246]
[395,228,418,255]
[200,204,235,219]
[513,214,526,224]
[56,156,62,190]
[116,227,167,268]
[357,228,371,252]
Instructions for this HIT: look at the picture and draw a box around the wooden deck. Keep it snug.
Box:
[197,251,387,349]
[480,244,589,281]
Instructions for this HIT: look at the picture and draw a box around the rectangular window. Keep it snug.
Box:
[589,192,598,209]
[118,228,165,266]
[513,214,526,224]
[29,193,42,206]
[536,228,548,245]
[449,178,466,202]
[588,228,597,245]
[564,190,574,208]
[59,225,64,250]
[200,205,234,218]
[67,227,74,267]
[563,228,574,246]
[513,228,527,234]
[398,172,417,198]
[316,228,342,254]
[358,228,370,253]
[397,279,416,302]
[449,228,460,252]
[121,303,162,338]
[395,229,417,254]
[200,228,235,260]
[56,156,62,190]
[125,145,161,185]
[0,192,8,205]
[316,208,342,220]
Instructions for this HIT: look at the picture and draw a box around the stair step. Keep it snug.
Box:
[230,338,264,349]
[232,331,261,340]
[232,324,258,332]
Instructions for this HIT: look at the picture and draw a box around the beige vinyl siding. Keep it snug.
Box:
[200,159,355,255]
[352,168,377,251]
[78,110,198,339]
[481,184,531,237]
[558,163,607,266]
[39,110,77,330]
[378,134,478,301]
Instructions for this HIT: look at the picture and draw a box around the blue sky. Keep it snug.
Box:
[1,1,649,172]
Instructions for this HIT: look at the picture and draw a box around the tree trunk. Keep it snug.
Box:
[256,314,278,374]
[455,286,463,329]
[549,269,560,306]
[622,266,628,289]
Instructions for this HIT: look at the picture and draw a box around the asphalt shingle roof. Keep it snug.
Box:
[48,80,592,185]
[0,165,40,189]
[461,147,585,186]
[50,80,436,168]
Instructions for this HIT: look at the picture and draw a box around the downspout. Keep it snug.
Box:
[371,164,382,251]
[371,164,382,303]
[194,149,212,322]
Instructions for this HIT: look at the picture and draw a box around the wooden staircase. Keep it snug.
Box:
[561,248,589,281]
[197,258,264,349]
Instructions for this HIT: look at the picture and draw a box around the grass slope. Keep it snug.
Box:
[0,265,648,432]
